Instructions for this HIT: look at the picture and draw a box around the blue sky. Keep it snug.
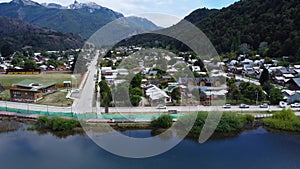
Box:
[0,0,239,26]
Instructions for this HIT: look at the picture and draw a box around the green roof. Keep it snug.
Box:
[14,79,56,91]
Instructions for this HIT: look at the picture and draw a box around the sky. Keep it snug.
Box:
[0,0,239,27]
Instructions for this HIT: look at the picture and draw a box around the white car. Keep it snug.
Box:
[291,103,300,108]
[222,104,231,109]
[157,105,167,109]
[259,103,269,108]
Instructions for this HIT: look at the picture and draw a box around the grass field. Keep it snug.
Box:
[37,91,73,107]
[0,73,81,87]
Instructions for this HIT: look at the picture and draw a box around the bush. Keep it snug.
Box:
[176,112,246,135]
[273,109,295,120]
[263,109,300,132]
[151,114,173,129]
[35,117,80,131]
[242,114,255,124]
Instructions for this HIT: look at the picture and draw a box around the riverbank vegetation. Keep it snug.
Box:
[174,113,255,136]
[33,116,81,131]
[0,120,21,133]
[263,109,300,132]
[151,114,173,129]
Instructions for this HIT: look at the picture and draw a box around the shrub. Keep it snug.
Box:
[176,112,246,135]
[35,117,80,131]
[151,114,173,129]
[273,109,295,120]
[263,109,300,132]
[242,114,255,124]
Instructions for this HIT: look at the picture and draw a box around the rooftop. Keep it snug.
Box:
[14,79,56,91]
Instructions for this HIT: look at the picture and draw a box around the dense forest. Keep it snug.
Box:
[0,16,84,56]
[197,0,300,60]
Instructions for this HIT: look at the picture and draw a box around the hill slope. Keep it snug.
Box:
[0,16,84,51]
[118,0,300,62]
[194,0,300,59]
[0,0,124,38]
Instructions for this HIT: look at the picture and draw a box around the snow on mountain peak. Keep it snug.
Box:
[12,0,41,6]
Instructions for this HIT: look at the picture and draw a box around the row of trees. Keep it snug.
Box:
[99,73,144,109]
[227,77,283,105]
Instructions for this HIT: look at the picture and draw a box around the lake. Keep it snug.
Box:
[1,125,300,169]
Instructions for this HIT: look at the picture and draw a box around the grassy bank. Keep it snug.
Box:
[263,109,300,132]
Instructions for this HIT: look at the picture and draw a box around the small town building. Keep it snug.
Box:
[10,79,57,102]
[287,78,300,90]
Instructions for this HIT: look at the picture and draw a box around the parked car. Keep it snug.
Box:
[279,101,287,108]
[157,105,167,109]
[259,103,269,108]
[239,104,250,108]
[291,103,300,108]
[222,104,231,109]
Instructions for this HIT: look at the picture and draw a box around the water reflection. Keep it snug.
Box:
[0,124,300,169]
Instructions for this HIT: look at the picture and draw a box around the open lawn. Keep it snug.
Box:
[0,73,81,87]
[37,91,73,107]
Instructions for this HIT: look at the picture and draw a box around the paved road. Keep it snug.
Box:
[235,75,261,85]
[73,51,99,114]
[98,105,288,113]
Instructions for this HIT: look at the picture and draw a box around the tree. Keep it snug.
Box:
[151,114,173,129]
[11,57,23,67]
[48,59,59,68]
[0,44,14,58]
[130,95,142,107]
[171,88,181,102]
[228,85,242,103]
[269,88,283,105]
[130,72,142,88]
[24,59,37,69]
[130,87,143,96]
[259,67,270,86]
[99,80,112,108]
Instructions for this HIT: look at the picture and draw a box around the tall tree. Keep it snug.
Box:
[259,67,270,86]
[130,72,142,88]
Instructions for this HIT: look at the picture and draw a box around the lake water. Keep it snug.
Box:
[1,126,300,169]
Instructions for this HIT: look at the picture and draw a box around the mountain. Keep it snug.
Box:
[192,0,300,60]
[0,16,84,51]
[114,8,217,52]
[88,16,163,47]
[0,0,124,38]
[184,8,218,25]
[118,0,300,62]
[41,3,65,9]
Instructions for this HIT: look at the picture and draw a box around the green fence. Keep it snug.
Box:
[0,106,184,120]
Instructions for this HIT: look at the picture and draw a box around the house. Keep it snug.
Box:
[10,79,57,102]
[282,90,300,103]
[287,78,300,90]
[145,84,171,104]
